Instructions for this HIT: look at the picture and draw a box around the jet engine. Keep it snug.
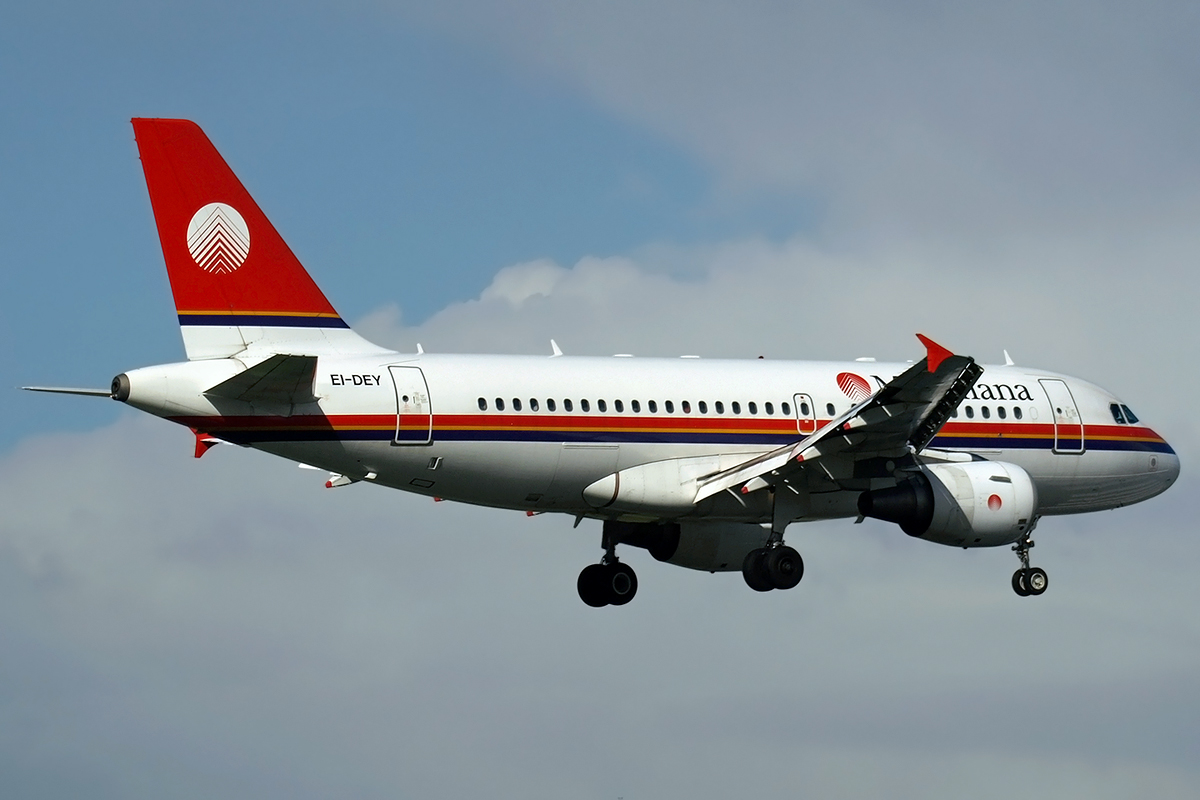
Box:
[605,520,770,572]
[857,461,1037,547]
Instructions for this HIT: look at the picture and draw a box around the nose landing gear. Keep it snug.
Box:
[1011,534,1048,597]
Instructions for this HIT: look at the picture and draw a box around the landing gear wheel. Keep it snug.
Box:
[1011,569,1030,597]
[578,563,610,607]
[742,548,774,592]
[606,561,638,605]
[766,546,804,590]
[1024,566,1048,596]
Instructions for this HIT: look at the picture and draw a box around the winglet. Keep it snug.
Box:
[916,334,953,373]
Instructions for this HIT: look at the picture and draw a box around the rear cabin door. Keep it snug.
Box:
[389,365,432,445]
[793,393,817,435]
[1039,378,1084,454]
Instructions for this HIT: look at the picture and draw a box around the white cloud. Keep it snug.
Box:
[355,225,1200,452]
[0,414,1197,796]
[397,1,1200,239]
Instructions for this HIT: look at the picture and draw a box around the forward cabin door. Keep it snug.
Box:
[1039,378,1084,454]
[389,365,432,445]
[793,393,817,435]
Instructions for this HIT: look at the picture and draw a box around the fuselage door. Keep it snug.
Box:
[793,393,817,435]
[389,365,432,445]
[1039,378,1084,454]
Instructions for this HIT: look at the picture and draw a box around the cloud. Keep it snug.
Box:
[2,391,1196,796]
[398,1,1200,239]
[354,227,1200,452]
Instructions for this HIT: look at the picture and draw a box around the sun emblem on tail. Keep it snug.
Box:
[187,203,250,274]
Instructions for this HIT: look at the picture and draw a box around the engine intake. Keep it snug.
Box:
[858,461,1037,547]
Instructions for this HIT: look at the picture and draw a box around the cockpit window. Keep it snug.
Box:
[1110,403,1125,424]
[1121,404,1139,424]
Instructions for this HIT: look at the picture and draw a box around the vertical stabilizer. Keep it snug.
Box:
[132,118,387,359]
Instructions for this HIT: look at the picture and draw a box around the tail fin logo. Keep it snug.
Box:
[186,203,250,274]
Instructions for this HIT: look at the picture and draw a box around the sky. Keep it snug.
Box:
[3,1,1199,797]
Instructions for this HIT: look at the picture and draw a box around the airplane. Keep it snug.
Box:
[25,118,1180,607]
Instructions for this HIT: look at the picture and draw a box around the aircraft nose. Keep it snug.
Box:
[1159,449,1181,489]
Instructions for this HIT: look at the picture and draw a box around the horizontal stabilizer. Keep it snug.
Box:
[22,386,112,397]
[204,354,318,405]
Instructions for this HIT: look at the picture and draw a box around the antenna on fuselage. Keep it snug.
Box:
[417,343,424,355]
[550,339,563,358]
[1003,349,1014,366]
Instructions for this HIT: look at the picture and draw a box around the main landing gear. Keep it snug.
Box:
[742,543,804,592]
[577,525,638,607]
[1011,534,1048,597]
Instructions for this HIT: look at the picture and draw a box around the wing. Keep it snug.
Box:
[694,335,982,503]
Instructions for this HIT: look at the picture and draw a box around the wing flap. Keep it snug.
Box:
[694,336,981,503]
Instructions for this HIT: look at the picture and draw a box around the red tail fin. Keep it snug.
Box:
[133,119,376,359]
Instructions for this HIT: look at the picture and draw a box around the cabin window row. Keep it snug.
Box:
[476,397,831,416]
[951,405,1024,420]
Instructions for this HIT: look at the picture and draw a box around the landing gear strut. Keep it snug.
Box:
[577,524,639,607]
[1011,533,1048,597]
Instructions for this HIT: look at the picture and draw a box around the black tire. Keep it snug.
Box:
[1025,566,1048,596]
[742,548,774,592]
[1012,569,1030,597]
[606,562,638,606]
[578,564,609,607]
[766,546,804,590]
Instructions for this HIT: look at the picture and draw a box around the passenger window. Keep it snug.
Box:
[581,399,590,412]
[951,408,958,419]
[765,402,774,415]
[965,405,974,419]
[530,398,539,412]
[496,398,505,411]
[665,400,675,413]
[478,397,487,411]
[564,399,573,412]
[547,398,556,412]
[1014,406,1023,420]
[682,401,691,414]
[998,406,1007,419]
[513,398,522,411]
[615,399,624,413]
[748,402,758,415]
[982,406,990,419]
[1110,403,1126,424]
[715,401,725,414]
[631,400,640,413]
[782,402,791,415]
[648,400,657,413]
[1121,405,1139,424]
[598,399,607,412]
[826,403,835,416]
[800,402,810,415]
[698,401,708,414]
[732,401,741,415]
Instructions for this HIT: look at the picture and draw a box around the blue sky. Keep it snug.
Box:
[3,2,1200,798]
[2,1,816,447]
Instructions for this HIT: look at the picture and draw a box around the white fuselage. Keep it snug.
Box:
[120,352,1179,528]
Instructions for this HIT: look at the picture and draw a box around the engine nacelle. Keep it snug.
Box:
[857,461,1037,547]
[605,520,769,572]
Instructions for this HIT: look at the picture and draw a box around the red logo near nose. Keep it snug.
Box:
[837,372,872,403]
